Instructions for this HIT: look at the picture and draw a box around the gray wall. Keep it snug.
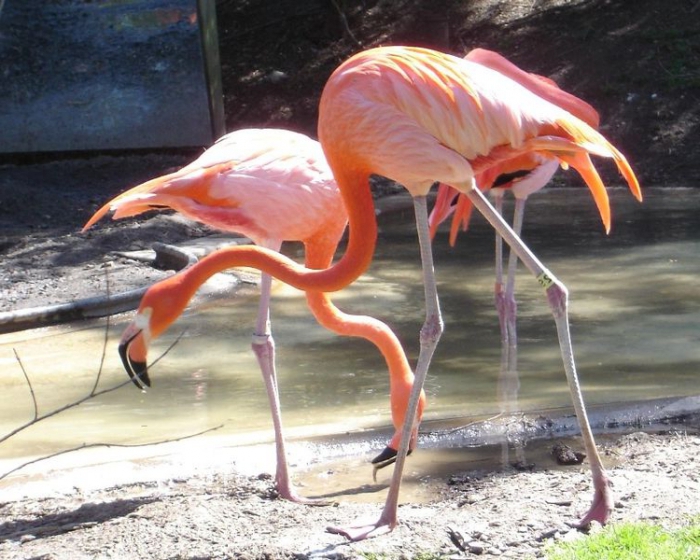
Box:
[0,0,223,153]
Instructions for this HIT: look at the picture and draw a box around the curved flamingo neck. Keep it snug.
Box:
[302,240,423,439]
[303,241,415,385]
[164,170,376,297]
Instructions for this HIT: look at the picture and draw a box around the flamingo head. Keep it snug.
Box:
[371,384,425,475]
[119,275,190,390]
[119,308,153,390]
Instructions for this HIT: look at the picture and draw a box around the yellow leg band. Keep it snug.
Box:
[537,271,555,289]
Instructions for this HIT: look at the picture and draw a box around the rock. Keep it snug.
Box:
[552,443,586,465]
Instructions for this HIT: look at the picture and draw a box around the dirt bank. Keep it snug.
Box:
[1,429,699,559]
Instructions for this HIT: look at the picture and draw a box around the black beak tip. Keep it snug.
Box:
[371,445,414,471]
[118,339,151,390]
[130,363,151,390]
[371,446,398,469]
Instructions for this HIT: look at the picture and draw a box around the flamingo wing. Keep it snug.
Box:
[82,129,344,247]
[322,47,639,201]
[419,48,638,238]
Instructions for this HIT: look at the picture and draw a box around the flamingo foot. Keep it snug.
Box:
[274,474,333,506]
[278,489,332,506]
[327,511,397,541]
[575,475,614,528]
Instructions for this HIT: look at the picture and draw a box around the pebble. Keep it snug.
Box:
[20,534,36,543]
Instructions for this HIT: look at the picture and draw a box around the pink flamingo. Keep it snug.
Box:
[428,49,603,465]
[89,46,640,540]
[317,46,640,539]
[83,127,424,504]
[430,48,602,351]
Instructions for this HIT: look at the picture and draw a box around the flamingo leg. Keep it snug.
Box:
[250,244,322,505]
[466,184,613,527]
[499,196,528,467]
[503,196,527,352]
[493,191,511,466]
[492,191,508,345]
[327,195,444,540]
[499,369,527,469]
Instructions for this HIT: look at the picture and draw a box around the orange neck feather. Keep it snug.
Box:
[302,240,423,439]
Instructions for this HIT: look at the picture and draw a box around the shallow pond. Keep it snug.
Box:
[1,187,698,485]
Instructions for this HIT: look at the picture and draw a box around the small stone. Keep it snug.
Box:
[20,534,36,543]
[552,443,586,465]
[466,493,486,504]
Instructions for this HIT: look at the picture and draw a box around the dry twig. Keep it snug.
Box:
[0,425,224,481]
[329,0,362,47]
[1,270,210,481]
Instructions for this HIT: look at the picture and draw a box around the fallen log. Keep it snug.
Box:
[0,243,198,335]
[0,287,149,334]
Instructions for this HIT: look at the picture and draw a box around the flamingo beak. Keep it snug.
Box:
[119,329,151,390]
[370,446,413,481]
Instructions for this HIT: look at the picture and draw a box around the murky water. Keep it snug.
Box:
[1,187,699,484]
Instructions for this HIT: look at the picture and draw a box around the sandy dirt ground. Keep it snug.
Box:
[1,428,699,559]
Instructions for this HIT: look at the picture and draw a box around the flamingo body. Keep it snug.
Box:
[84,129,342,247]
[428,48,605,244]
[320,48,638,203]
[84,128,423,503]
[317,46,640,539]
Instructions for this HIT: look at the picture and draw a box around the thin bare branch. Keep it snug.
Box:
[148,329,188,370]
[0,372,137,445]
[2,325,186,445]
[90,270,112,395]
[0,424,224,481]
[13,348,38,422]
[329,0,362,47]
[421,412,506,437]
[1,277,191,473]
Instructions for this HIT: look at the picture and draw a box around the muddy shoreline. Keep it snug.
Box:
[1,414,699,559]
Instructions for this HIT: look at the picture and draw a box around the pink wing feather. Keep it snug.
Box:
[83,129,345,248]
[415,47,638,241]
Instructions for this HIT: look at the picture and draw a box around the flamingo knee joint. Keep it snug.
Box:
[251,333,273,346]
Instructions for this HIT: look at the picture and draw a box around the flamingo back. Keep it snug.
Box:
[464,48,600,129]
[83,129,347,249]
[320,47,638,217]
[376,47,643,240]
